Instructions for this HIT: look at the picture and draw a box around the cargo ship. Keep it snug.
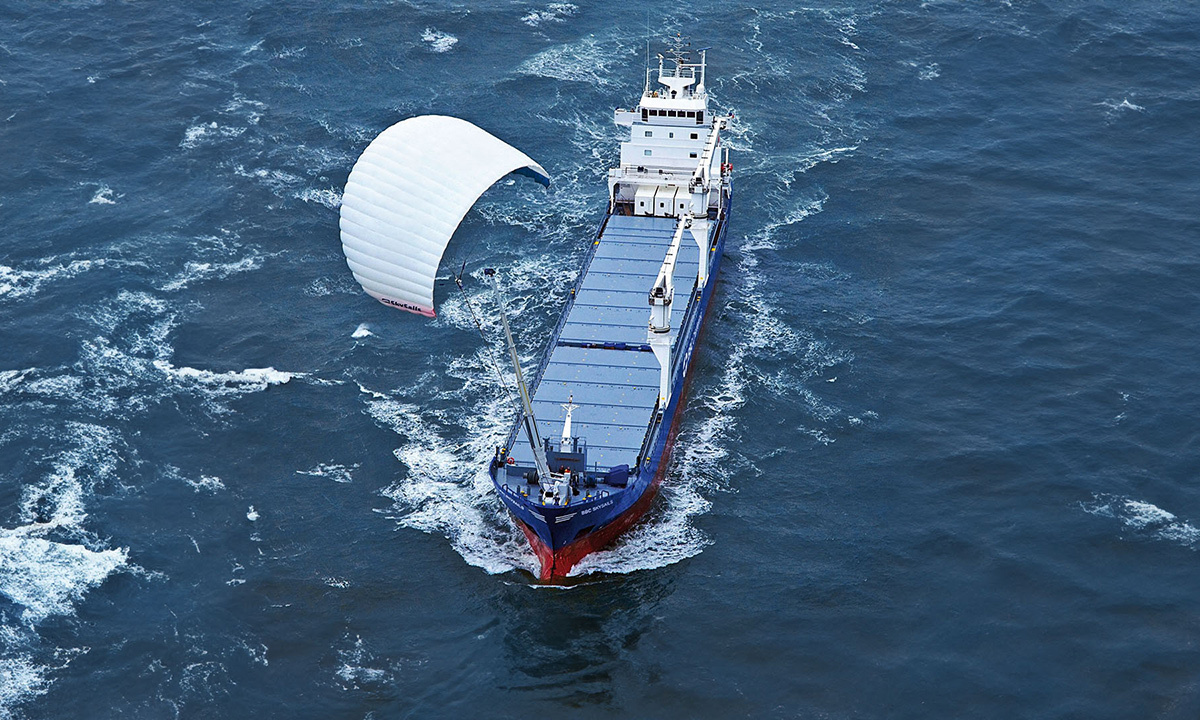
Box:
[339,45,731,581]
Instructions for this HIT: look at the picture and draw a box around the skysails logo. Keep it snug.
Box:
[379,296,434,317]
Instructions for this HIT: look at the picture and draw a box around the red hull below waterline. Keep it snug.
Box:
[518,472,663,581]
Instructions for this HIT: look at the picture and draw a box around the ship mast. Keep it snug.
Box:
[485,268,553,483]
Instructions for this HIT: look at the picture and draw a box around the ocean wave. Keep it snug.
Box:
[180,121,246,149]
[232,164,303,194]
[0,653,49,720]
[161,255,264,292]
[0,534,128,624]
[153,361,299,396]
[0,369,31,395]
[294,187,341,209]
[569,482,713,577]
[221,93,264,123]
[68,310,300,418]
[335,635,390,689]
[0,258,107,302]
[304,275,361,298]
[421,28,458,53]
[164,465,225,493]
[516,34,630,87]
[366,372,539,576]
[521,3,578,27]
[1099,96,1145,121]
[1082,494,1200,549]
[18,422,123,532]
[231,162,342,210]
[179,660,233,703]
[745,192,828,252]
[296,463,358,484]
[86,183,119,205]
[271,45,306,59]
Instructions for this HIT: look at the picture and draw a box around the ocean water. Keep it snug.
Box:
[2,1,1200,717]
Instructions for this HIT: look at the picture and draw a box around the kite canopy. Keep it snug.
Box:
[339,115,550,317]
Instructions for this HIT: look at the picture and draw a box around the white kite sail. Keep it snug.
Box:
[339,115,549,317]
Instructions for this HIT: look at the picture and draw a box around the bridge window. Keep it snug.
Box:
[697,111,704,124]
[668,110,677,117]
[690,132,698,140]
[645,130,652,137]
[644,149,652,156]
[668,132,674,138]
[689,152,698,158]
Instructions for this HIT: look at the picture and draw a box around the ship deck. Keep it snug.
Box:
[506,214,701,472]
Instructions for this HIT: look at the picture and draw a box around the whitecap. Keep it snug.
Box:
[180,660,232,701]
[18,422,122,532]
[568,482,713,577]
[294,187,341,209]
[153,361,299,395]
[304,275,360,298]
[516,34,624,86]
[160,255,264,292]
[272,45,306,59]
[164,465,225,493]
[371,381,540,576]
[0,369,30,395]
[745,192,828,251]
[180,121,245,149]
[0,258,105,301]
[232,164,303,194]
[336,635,390,688]
[351,323,373,339]
[1099,97,1145,120]
[87,184,118,205]
[0,654,50,719]
[421,28,458,53]
[246,506,259,522]
[0,534,128,624]
[521,3,578,27]
[1082,494,1200,549]
[296,463,358,484]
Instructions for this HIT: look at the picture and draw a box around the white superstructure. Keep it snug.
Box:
[608,46,730,224]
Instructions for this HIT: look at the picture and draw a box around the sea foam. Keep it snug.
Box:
[0,534,128,624]
[521,3,578,27]
[421,28,458,53]
[1082,494,1200,549]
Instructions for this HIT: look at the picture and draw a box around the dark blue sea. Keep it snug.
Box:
[3,1,1200,717]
